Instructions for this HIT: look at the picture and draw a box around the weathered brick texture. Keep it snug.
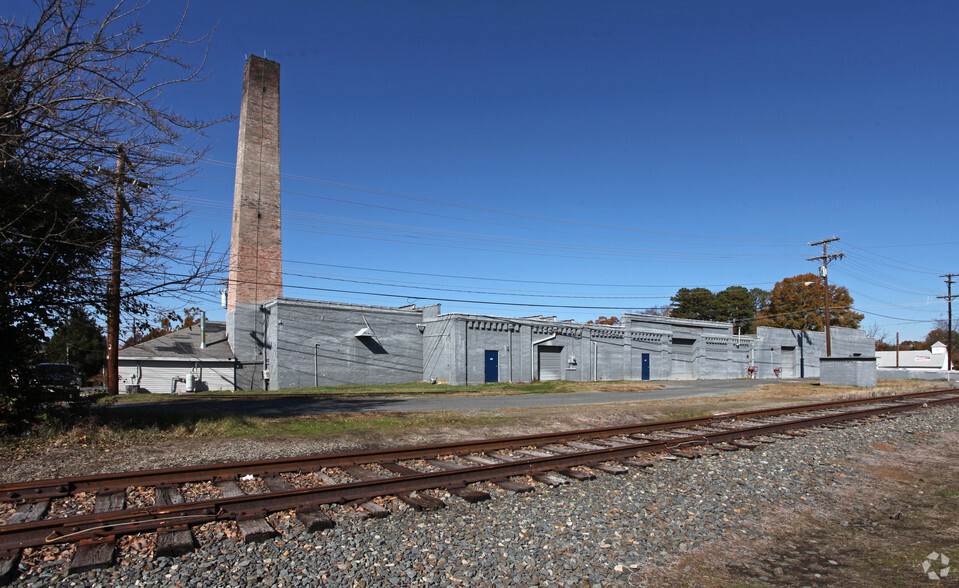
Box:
[228,56,282,312]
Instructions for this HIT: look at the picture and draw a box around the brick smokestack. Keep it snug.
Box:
[228,55,282,310]
[226,55,281,390]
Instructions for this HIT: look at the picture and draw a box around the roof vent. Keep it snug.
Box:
[355,326,375,338]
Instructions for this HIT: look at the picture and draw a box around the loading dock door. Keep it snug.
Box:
[538,346,563,381]
[781,346,796,378]
[670,338,695,379]
[484,350,499,383]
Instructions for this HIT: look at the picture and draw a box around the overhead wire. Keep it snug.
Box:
[196,156,804,245]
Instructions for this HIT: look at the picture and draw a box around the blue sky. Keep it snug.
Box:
[14,1,959,342]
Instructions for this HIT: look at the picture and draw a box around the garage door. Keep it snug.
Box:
[670,338,695,379]
[538,346,563,381]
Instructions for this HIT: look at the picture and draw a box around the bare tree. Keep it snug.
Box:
[1,0,229,398]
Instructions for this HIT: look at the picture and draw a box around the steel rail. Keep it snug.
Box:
[2,388,955,502]
[1,392,958,552]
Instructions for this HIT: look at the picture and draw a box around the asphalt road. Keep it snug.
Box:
[103,379,784,417]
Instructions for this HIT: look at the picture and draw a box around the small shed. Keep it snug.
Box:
[118,321,236,393]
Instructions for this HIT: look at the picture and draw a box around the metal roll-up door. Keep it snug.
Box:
[538,346,563,381]
[670,338,695,379]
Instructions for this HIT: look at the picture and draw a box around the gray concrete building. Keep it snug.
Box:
[245,301,874,390]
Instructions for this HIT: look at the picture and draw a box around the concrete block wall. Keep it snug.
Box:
[422,319,455,384]
[425,315,652,385]
[462,318,524,386]
[628,329,670,380]
[821,357,878,387]
[591,334,626,381]
[266,299,426,389]
[247,302,880,389]
[876,369,953,381]
[625,314,736,380]
[755,327,875,379]
[228,303,268,391]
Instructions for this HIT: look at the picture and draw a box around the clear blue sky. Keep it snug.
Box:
[15,0,959,342]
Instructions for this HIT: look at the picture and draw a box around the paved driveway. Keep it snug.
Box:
[104,379,786,417]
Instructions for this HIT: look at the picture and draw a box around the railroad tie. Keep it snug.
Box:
[69,491,125,573]
[556,468,596,481]
[153,486,197,557]
[0,499,49,584]
[591,464,628,475]
[214,480,278,543]
[341,466,445,511]
[599,437,643,446]
[566,441,607,451]
[488,451,572,487]
[261,476,334,532]
[380,462,490,504]
[313,472,389,519]
[420,460,494,500]
[621,459,656,468]
[460,456,534,493]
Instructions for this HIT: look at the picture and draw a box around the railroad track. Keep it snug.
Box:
[1,388,957,583]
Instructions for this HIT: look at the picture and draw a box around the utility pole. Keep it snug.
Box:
[808,237,844,357]
[940,274,957,372]
[96,146,147,395]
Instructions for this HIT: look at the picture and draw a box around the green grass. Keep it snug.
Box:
[102,380,661,403]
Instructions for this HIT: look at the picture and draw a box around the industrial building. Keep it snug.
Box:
[118,55,875,393]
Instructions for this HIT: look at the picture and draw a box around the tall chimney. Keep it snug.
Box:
[226,56,281,389]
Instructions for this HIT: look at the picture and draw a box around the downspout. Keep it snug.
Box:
[262,306,269,391]
[464,320,469,386]
[531,333,557,381]
[592,340,597,381]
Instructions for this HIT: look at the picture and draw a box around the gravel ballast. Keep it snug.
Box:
[8,403,959,587]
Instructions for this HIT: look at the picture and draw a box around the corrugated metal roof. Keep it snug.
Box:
[119,321,234,361]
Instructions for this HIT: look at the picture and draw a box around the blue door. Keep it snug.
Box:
[641,353,650,380]
[485,350,499,383]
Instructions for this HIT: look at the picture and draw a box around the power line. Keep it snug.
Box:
[196,157,803,245]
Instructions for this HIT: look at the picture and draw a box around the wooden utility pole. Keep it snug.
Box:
[940,274,957,372]
[97,146,146,395]
[808,237,844,357]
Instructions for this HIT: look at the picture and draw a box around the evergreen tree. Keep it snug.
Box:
[670,288,717,321]
[715,286,756,332]
[44,309,107,381]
